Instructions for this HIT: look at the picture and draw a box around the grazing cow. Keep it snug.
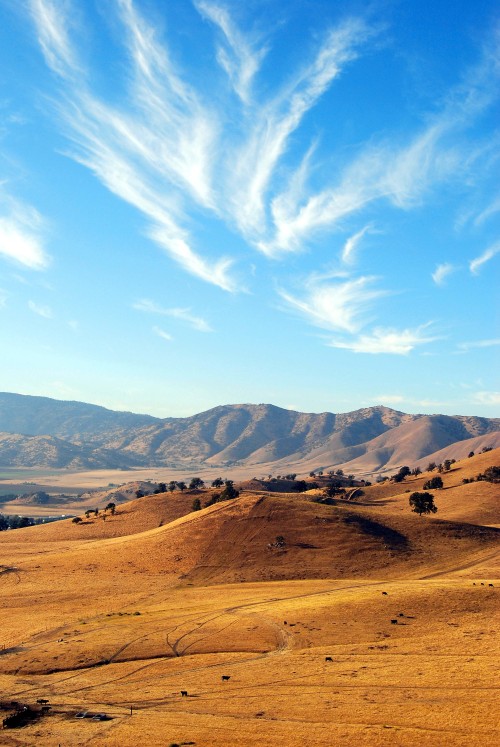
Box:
[325,657,333,662]
[221,675,230,681]
[180,691,188,697]
[390,619,398,625]
[37,699,49,705]
[473,582,476,586]
[489,583,494,587]
[284,621,287,625]
[481,583,485,586]
[398,613,404,617]
[382,591,388,596]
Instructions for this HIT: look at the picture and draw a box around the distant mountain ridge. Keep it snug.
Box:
[0,392,498,474]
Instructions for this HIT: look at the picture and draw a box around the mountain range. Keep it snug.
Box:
[0,392,498,475]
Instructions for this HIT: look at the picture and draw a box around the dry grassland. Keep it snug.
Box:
[0,451,498,746]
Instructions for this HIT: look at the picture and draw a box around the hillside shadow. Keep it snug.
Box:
[342,513,410,551]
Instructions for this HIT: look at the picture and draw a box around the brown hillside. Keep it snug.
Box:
[0,464,499,746]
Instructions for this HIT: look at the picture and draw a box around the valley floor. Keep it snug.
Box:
[1,570,499,746]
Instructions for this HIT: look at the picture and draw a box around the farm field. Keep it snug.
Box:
[0,451,498,746]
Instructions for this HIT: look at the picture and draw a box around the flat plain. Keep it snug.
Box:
[0,450,498,746]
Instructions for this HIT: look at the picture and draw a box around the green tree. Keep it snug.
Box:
[423,476,443,490]
[409,491,437,516]
[189,477,205,489]
[220,480,239,500]
[177,481,187,492]
[191,497,202,511]
[481,466,500,483]
[72,517,82,524]
[393,466,411,483]
[211,477,224,488]
[105,502,116,515]
[168,481,177,493]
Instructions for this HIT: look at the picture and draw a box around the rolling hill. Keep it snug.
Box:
[0,449,498,746]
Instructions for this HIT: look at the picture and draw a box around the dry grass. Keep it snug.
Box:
[0,451,498,746]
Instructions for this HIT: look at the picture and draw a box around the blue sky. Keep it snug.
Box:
[0,0,499,418]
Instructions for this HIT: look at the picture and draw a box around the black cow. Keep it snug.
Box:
[325,657,333,662]
[390,619,398,624]
[37,699,49,705]
[180,691,188,697]
[382,591,388,596]
[221,675,231,681]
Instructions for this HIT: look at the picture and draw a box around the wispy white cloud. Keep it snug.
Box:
[195,1,267,104]
[0,288,8,308]
[328,324,439,355]
[133,298,212,332]
[341,224,372,264]
[474,194,500,225]
[29,0,80,78]
[26,0,500,321]
[432,262,458,285]
[28,300,53,318]
[260,28,500,256]
[153,325,173,342]
[231,17,377,245]
[472,390,500,405]
[458,338,500,351]
[279,274,387,334]
[375,393,405,404]
[469,241,500,274]
[0,200,49,270]
[29,0,237,291]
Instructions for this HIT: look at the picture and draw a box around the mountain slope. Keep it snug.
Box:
[0,431,135,469]
[0,392,498,473]
[0,392,157,445]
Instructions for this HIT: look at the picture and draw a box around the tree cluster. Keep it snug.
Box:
[204,480,240,507]
[0,514,36,530]
[463,466,500,484]
[423,476,443,490]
